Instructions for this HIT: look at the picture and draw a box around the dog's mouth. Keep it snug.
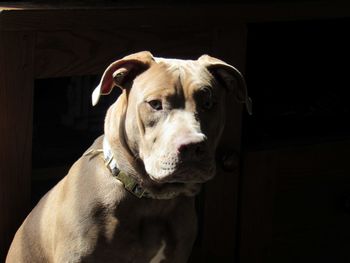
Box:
[142,152,216,198]
[148,161,216,184]
[140,158,217,198]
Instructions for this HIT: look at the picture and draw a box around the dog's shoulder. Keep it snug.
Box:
[85,135,104,154]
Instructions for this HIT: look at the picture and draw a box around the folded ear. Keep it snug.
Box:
[92,51,154,106]
[198,54,252,115]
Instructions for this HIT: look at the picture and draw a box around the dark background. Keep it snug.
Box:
[245,19,350,149]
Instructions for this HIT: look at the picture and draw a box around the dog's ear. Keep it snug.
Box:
[92,51,154,106]
[198,55,252,115]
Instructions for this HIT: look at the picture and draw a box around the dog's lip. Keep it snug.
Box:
[149,172,213,184]
[147,160,216,184]
[153,178,207,184]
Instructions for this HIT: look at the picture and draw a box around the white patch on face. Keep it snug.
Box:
[143,110,206,182]
[150,239,166,263]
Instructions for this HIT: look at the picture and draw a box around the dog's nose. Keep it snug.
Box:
[178,141,206,159]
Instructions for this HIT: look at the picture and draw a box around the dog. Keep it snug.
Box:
[6,51,251,263]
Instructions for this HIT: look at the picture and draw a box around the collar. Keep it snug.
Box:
[84,138,179,199]
[102,138,150,198]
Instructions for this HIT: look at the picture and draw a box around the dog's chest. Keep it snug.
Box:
[128,219,173,262]
[78,188,196,262]
[83,216,174,263]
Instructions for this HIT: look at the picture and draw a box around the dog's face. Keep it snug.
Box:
[93,51,249,192]
[125,59,226,184]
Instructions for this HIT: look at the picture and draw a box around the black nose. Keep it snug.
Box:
[178,142,206,160]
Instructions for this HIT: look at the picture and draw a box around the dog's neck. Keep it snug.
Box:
[103,137,183,199]
[104,97,145,178]
[103,137,147,198]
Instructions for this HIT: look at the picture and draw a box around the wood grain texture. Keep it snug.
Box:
[200,23,247,262]
[0,31,34,262]
[35,28,214,78]
[1,3,350,32]
[0,6,240,32]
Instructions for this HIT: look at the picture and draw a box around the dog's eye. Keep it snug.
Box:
[148,100,163,111]
[203,98,213,110]
[200,87,215,110]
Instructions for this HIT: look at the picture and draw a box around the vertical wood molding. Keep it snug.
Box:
[0,31,35,261]
[239,151,276,263]
[200,23,247,262]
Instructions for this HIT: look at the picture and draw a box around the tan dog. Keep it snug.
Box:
[6,51,251,263]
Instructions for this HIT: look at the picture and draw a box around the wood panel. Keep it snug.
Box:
[238,150,276,263]
[0,7,234,31]
[35,28,214,78]
[1,3,350,32]
[0,31,34,262]
[239,141,350,263]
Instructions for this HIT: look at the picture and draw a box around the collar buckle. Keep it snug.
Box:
[117,171,146,198]
[131,184,146,198]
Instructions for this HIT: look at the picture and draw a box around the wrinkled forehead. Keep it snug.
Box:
[154,57,213,87]
[133,57,214,97]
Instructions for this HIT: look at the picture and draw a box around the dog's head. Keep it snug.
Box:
[93,51,250,196]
